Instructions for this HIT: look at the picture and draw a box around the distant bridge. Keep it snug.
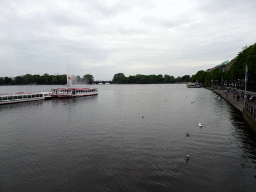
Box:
[92,80,113,84]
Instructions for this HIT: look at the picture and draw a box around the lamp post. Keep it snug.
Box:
[244,66,248,106]
[221,76,223,90]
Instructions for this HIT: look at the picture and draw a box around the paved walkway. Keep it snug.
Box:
[206,87,256,130]
[208,88,246,112]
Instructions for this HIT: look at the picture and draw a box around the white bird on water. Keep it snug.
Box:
[199,123,203,127]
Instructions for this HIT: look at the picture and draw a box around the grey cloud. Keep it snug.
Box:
[86,0,156,19]
[152,17,192,29]
[61,41,110,61]
[198,0,256,14]
[0,36,111,76]
[50,12,95,30]
[87,1,132,18]
[0,0,256,80]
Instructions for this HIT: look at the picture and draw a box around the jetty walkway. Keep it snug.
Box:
[207,87,256,131]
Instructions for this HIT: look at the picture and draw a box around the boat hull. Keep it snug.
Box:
[57,93,98,98]
[57,94,75,98]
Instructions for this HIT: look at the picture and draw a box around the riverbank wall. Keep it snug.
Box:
[206,87,256,131]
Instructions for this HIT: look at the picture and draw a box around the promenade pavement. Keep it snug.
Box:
[208,88,246,112]
[207,87,256,130]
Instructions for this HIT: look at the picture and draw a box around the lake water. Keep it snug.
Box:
[0,84,256,192]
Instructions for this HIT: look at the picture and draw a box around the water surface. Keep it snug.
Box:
[0,84,256,192]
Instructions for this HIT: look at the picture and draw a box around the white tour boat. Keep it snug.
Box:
[57,88,98,98]
[186,83,201,88]
[0,92,51,105]
[49,75,98,98]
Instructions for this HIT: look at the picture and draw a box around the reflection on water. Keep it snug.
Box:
[0,84,255,192]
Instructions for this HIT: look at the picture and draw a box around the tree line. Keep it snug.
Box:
[0,74,95,85]
[112,73,190,84]
[190,42,256,88]
[2,42,254,86]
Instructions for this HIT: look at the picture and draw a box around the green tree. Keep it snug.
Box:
[191,70,207,83]
[15,76,24,84]
[33,75,43,84]
[182,75,190,82]
[24,74,33,84]
[11,80,16,85]
[229,43,256,81]
[4,77,12,84]
[0,78,4,85]
[156,74,164,83]
[84,74,94,84]
[211,68,224,82]
[43,73,50,84]
[127,75,136,83]
[138,75,148,84]
[112,73,127,84]
[148,75,156,83]
[134,74,141,83]
[164,75,171,83]
[51,76,58,84]
[175,76,182,82]
[59,75,67,84]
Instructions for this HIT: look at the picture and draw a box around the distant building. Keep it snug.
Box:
[205,58,237,73]
[225,57,237,71]
[217,60,230,72]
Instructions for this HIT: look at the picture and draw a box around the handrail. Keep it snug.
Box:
[244,102,256,118]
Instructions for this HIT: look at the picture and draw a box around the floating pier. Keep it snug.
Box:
[0,92,51,105]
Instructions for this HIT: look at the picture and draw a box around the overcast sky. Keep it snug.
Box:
[1,0,255,80]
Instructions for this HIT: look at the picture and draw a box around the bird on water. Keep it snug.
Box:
[185,155,190,163]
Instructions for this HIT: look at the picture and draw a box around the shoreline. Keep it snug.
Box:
[206,87,256,132]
